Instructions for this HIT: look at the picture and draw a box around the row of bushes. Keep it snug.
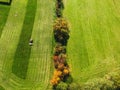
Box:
[53,18,69,46]
[55,0,64,17]
[50,43,70,86]
[50,0,71,89]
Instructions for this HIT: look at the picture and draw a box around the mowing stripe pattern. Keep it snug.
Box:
[26,0,54,89]
[64,0,120,83]
[0,0,28,89]
[12,0,37,79]
[0,5,10,37]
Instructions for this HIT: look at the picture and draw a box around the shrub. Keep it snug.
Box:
[56,82,68,90]
[54,43,65,55]
[81,78,114,90]
[53,18,69,31]
[68,83,81,90]
[56,0,64,9]
[63,68,70,75]
[58,63,65,70]
[53,18,69,45]
[107,69,120,88]
[56,8,63,17]
[50,70,63,86]
[65,75,73,84]
[54,29,69,45]
[56,0,64,17]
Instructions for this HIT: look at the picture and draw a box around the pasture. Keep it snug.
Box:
[0,0,54,89]
[0,0,9,2]
[64,0,120,84]
[0,0,120,89]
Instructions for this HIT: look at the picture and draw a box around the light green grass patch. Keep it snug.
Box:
[64,0,120,84]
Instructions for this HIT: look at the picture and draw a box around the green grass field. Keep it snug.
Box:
[64,0,120,84]
[12,0,37,79]
[0,4,10,37]
[0,0,9,2]
[0,0,120,89]
[0,0,54,89]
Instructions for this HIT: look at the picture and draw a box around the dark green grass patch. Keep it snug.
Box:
[0,86,5,90]
[12,0,37,79]
[0,5,10,37]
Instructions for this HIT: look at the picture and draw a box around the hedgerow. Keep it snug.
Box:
[50,0,71,89]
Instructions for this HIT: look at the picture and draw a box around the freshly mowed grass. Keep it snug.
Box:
[0,0,27,88]
[64,0,120,84]
[12,0,37,79]
[26,0,54,89]
[0,4,10,37]
[0,0,54,89]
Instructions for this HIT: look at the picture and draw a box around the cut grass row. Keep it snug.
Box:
[0,0,9,2]
[64,0,120,84]
[26,0,54,89]
[12,0,37,79]
[0,4,10,37]
[0,0,28,89]
[0,0,54,89]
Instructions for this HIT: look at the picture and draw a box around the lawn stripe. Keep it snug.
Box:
[0,0,28,89]
[26,0,54,89]
[12,0,37,79]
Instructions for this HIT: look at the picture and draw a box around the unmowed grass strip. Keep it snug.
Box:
[12,0,37,79]
[0,5,10,37]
